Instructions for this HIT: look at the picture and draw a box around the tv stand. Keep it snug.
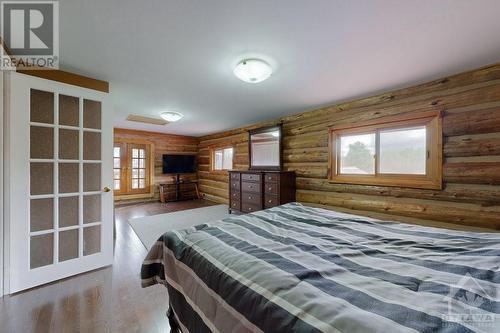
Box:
[159,174,200,203]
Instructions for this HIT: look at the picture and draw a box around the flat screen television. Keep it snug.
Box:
[162,154,196,174]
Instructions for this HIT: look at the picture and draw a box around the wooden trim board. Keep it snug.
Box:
[16,70,109,93]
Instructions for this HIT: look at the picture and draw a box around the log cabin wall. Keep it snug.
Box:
[198,63,500,229]
[114,128,199,202]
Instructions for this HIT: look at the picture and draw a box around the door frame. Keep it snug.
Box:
[0,69,4,295]
[113,137,155,200]
[3,71,113,294]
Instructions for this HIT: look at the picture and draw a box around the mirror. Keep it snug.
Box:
[249,125,282,170]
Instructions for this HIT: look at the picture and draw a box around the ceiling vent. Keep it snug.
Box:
[126,115,169,126]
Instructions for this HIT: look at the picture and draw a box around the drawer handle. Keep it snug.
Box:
[268,177,272,180]
[248,196,252,199]
[248,207,252,211]
[268,187,272,191]
[248,185,253,189]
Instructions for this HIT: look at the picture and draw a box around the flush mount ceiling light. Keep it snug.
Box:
[233,59,272,83]
[160,111,183,122]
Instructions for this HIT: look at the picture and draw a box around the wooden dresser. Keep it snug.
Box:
[228,171,295,214]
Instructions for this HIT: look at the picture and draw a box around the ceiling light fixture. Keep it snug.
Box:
[160,111,183,122]
[233,59,272,83]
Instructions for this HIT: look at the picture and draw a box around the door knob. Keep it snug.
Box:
[103,186,111,192]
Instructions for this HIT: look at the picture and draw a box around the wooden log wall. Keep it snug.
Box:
[198,63,500,229]
[114,128,199,201]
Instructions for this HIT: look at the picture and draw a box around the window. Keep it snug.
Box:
[113,142,152,195]
[113,146,121,190]
[211,147,233,171]
[329,111,442,189]
[131,148,147,189]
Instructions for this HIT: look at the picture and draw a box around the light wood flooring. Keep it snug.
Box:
[0,199,216,333]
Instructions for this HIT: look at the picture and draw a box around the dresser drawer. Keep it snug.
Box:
[230,191,240,201]
[241,181,261,193]
[264,173,279,183]
[264,194,279,208]
[230,200,240,211]
[230,180,240,191]
[242,193,261,205]
[264,182,278,194]
[241,173,261,182]
[242,203,260,213]
[230,173,240,180]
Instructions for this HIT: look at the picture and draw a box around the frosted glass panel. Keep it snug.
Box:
[83,226,101,255]
[30,89,54,124]
[30,163,54,195]
[30,198,53,232]
[83,195,101,223]
[59,229,78,262]
[59,163,79,193]
[59,196,79,227]
[59,129,79,160]
[30,126,54,159]
[59,94,79,126]
[83,131,101,160]
[83,99,101,129]
[379,127,427,175]
[30,233,53,269]
[339,133,376,175]
[83,163,101,192]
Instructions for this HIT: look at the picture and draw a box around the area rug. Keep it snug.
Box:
[128,204,230,249]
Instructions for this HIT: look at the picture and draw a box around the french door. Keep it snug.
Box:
[5,72,113,293]
[113,142,152,196]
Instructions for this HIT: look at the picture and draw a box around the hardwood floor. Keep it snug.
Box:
[0,199,217,333]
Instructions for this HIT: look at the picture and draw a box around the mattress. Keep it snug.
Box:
[141,203,500,333]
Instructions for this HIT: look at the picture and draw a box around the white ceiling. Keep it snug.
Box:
[59,0,500,136]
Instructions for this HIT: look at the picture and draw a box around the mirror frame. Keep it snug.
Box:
[248,124,282,171]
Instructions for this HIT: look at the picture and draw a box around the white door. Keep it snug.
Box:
[5,71,113,293]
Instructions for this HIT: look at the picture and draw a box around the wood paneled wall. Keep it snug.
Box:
[198,63,500,229]
[114,128,198,201]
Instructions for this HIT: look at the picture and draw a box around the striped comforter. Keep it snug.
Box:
[141,203,500,333]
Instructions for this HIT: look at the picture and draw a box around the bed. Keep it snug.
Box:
[141,203,500,333]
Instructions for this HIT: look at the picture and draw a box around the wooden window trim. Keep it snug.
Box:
[328,111,443,190]
[209,145,234,173]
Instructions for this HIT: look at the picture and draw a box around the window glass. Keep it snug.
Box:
[379,127,426,174]
[213,147,233,170]
[339,133,375,174]
[223,148,233,170]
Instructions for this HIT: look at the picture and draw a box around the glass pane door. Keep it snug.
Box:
[8,72,113,293]
[29,90,103,268]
